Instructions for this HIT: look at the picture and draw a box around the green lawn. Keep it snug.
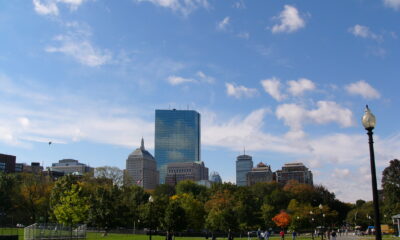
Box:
[1,229,398,240]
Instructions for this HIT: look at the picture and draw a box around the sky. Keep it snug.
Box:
[1,0,400,203]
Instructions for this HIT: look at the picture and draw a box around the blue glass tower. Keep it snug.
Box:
[155,109,201,184]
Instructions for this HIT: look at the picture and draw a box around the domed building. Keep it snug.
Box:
[126,138,159,190]
[210,171,222,183]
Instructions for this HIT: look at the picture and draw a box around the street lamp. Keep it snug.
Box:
[318,205,324,240]
[148,196,154,240]
[310,211,315,240]
[362,105,382,240]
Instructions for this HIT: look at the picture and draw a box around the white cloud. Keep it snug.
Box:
[260,77,286,101]
[33,0,59,16]
[383,0,400,10]
[217,17,230,31]
[345,80,381,99]
[135,0,209,16]
[348,24,382,41]
[45,23,112,67]
[271,5,305,34]
[196,71,215,83]
[287,78,315,96]
[276,101,354,135]
[233,1,245,9]
[32,0,87,16]
[308,101,354,127]
[225,82,258,99]
[18,117,30,128]
[167,75,196,85]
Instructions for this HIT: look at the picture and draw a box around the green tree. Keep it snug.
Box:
[87,184,119,231]
[163,200,187,233]
[261,203,275,228]
[205,190,238,233]
[176,193,206,230]
[382,159,400,219]
[0,173,16,225]
[53,184,89,226]
[15,173,52,224]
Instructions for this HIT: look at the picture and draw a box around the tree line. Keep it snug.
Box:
[0,159,398,235]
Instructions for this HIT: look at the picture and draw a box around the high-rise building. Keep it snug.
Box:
[210,171,222,183]
[246,162,274,186]
[155,109,201,183]
[0,153,16,173]
[165,161,208,185]
[236,154,253,186]
[275,162,313,185]
[126,138,159,190]
[51,159,93,175]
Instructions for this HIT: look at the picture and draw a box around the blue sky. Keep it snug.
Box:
[1,0,400,202]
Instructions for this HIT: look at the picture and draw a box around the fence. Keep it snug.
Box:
[24,224,86,240]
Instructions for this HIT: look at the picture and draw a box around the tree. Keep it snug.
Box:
[16,173,52,223]
[95,166,124,186]
[176,180,208,200]
[382,159,400,218]
[0,173,16,225]
[261,204,276,228]
[177,193,206,230]
[87,184,119,231]
[163,200,187,234]
[205,190,238,233]
[53,184,89,226]
[272,211,291,229]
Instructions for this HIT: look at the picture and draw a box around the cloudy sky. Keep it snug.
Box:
[1,0,400,202]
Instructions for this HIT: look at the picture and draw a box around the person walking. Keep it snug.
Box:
[264,230,270,240]
[331,231,336,240]
[292,231,297,240]
[280,230,285,240]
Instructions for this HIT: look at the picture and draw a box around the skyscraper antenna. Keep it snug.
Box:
[244,146,246,155]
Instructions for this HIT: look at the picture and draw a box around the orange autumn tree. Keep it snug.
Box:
[272,210,291,229]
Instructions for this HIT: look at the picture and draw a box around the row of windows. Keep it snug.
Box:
[168,168,192,173]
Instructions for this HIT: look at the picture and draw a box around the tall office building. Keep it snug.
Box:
[126,138,159,190]
[275,162,313,185]
[236,153,253,186]
[155,109,201,183]
[210,171,222,183]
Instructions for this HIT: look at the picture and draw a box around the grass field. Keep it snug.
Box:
[1,228,398,240]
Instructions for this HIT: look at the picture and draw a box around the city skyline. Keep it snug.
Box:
[1,1,400,202]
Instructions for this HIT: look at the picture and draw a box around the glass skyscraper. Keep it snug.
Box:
[236,154,253,186]
[155,109,201,183]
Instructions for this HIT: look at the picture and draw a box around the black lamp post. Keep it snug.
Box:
[362,105,382,240]
[148,196,154,240]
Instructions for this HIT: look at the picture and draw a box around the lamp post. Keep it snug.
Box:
[318,204,324,240]
[148,196,154,240]
[362,105,382,240]
[310,211,315,240]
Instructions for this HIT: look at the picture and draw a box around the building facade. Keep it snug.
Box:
[246,162,274,186]
[0,153,16,173]
[51,159,93,175]
[165,161,208,185]
[236,154,253,186]
[126,138,159,190]
[155,109,201,183]
[275,162,313,185]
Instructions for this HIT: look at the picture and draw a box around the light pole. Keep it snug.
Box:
[319,204,324,240]
[310,210,315,240]
[148,196,154,240]
[362,105,382,240]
